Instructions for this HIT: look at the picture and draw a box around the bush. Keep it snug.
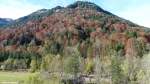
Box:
[24,72,60,84]
[41,23,48,29]
[115,42,124,52]
[111,56,124,84]
[40,54,53,71]
[64,48,81,77]
[24,72,43,84]
[30,59,40,73]
[44,41,63,55]
[126,30,137,38]
[0,51,9,62]
[135,53,150,84]
[135,40,148,58]
[85,58,94,74]
[3,58,14,70]
[13,59,27,69]
[64,54,80,75]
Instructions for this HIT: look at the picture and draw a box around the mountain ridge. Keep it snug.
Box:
[0,18,13,27]
[67,1,113,15]
[0,1,140,29]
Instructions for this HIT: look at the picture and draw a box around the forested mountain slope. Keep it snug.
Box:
[0,1,150,72]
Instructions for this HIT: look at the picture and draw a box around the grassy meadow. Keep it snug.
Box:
[0,71,30,83]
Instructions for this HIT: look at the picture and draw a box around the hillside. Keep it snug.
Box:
[0,1,150,83]
[0,1,149,50]
[0,18,13,27]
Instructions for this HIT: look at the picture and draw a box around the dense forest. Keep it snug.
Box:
[0,1,150,84]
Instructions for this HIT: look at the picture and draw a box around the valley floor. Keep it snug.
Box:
[0,71,30,83]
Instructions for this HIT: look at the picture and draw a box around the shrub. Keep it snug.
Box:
[64,54,80,75]
[40,54,53,71]
[41,23,48,29]
[44,41,63,55]
[126,30,137,38]
[30,59,39,73]
[13,59,27,69]
[135,40,148,58]
[64,48,81,77]
[3,58,14,70]
[115,42,124,52]
[24,72,43,84]
[111,56,124,84]
[85,58,94,74]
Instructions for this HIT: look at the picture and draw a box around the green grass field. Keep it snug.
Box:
[0,71,60,84]
[0,71,30,82]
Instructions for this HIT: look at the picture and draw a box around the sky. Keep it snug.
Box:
[0,0,150,27]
